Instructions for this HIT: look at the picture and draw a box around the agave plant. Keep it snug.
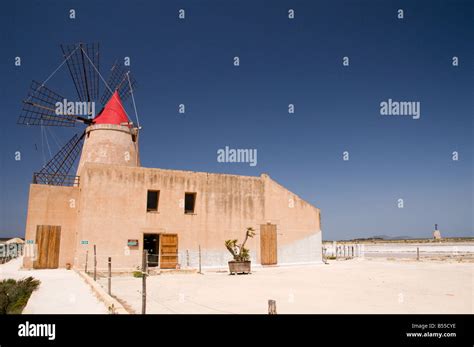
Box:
[225,227,256,262]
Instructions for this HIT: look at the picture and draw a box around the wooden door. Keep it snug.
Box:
[160,234,178,269]
[34,225,61,269]
[260,223,277,265]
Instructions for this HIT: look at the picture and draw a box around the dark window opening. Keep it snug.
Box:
[147,190,160,212]
[143,233,159,267]
[184,192,196,214]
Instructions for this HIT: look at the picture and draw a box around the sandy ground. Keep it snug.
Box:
[0,257,108,314]
[99,258,473,314]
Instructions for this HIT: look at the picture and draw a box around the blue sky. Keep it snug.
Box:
[0,0,472,239]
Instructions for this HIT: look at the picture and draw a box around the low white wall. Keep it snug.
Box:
[178,231,323,268]
[278,232,322,265]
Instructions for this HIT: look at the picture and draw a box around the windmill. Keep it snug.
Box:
[17,42,138,186]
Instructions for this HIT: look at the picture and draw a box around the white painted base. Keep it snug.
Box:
[178,231,323,268]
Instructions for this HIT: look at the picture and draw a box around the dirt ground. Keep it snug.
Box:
[100,258,473,314]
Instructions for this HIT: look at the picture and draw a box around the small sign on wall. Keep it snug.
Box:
[127,239,139,247]
[80,240,89,245]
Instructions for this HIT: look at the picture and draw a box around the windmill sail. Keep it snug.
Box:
[100,63,136,105]
[33,132,85,186]
[61,42,100,104]
[18,41,139,187]
[18,81,78,127]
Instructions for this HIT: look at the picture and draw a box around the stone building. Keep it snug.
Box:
[23,94,322,270]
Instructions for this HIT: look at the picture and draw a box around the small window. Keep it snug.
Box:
[147,190,160,212]
[184,192,196,214]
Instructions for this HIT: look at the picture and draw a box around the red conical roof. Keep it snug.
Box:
[93,91,129,126]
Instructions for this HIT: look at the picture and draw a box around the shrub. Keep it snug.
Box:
[0,277,40,314]
[132,271,143,278]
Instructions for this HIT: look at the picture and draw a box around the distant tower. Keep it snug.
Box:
[76,91,140,175]
[433,224,442,240]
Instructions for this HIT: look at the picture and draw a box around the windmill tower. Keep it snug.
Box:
[76,91,140,175]
[17,42,139,185]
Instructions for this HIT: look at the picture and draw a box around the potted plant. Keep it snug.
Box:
[225,227,255,275]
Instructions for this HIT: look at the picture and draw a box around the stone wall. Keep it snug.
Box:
[23,185,79,269]
[23,163,322,270]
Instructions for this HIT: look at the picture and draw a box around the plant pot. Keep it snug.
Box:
[65,263,71,270]
[228,261,251,275]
